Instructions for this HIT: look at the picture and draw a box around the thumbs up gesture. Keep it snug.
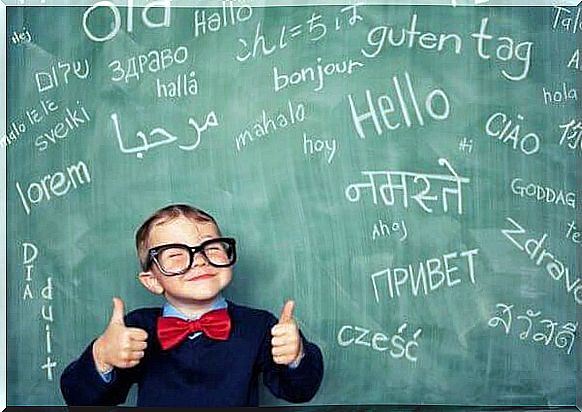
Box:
[92,297,148,372]
[271,300,304,366]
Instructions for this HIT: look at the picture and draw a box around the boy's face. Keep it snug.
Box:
[138,216,233,309]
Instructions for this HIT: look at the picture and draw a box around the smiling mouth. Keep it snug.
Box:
[187,274,216,281]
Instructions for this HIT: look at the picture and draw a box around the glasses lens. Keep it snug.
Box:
[158,246,190,273]
[202,240,234,266]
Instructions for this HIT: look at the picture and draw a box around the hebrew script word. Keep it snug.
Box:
[35,60,90,93]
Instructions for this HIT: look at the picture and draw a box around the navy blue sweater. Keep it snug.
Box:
[60,301,324,407]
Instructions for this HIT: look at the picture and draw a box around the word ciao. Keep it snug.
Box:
[552,6,582,34]
[83,0,170,42]
[21,243,57,380]
[371,219,408,241]
[1,99,59,149]
[485,112,540,155]
[274,57,363,93]
[303,133,336,164]
[35,59,90,94]
[370,248,479,302]
[35,101,92,152]
[194,1,252,37]
[362,15,532,81]
[510,178,575,210]
[345,158,469,215]
[488,303,576,355]
[565,220,582,246]
[15,160,91,215]
[111,111,218,158]
[109,46,189,84]
[348,72,450,139]
[502,217,581,304]
[337,323,422,362]
[235,100,305,152]
[558,118,581,152]
[10,27,31,45]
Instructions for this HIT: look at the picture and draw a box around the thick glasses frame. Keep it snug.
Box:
[146,237,236,276]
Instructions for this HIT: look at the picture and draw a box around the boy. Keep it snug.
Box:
[60,204,324,407]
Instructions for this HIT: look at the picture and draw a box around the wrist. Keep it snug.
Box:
[92,337,113,373]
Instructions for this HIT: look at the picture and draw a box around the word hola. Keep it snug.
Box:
[543,83,578,105]
[348,71,450,139]
[15,160,91,215]
[83,0,170,42]
[193,1,252,37]
[485,112,540,155]
[303,133,336,164]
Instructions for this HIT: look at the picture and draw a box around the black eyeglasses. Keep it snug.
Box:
[146,237,236,276]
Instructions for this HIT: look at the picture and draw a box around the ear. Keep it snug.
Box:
[138,271,164,295]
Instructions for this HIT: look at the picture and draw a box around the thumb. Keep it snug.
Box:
[278,300,295,324]
[109,297,126,326]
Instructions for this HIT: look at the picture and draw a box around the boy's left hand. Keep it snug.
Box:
[271,300,304,365]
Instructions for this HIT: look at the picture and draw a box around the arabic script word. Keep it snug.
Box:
[488,303,576,355]
[345,158,470,215]
[111,111,218,158]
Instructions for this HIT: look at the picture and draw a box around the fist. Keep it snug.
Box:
[271,300,303,366]
[92,297,148,372]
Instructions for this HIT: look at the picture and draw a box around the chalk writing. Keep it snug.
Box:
[193,0,252,37]
[35,60,90,93]
[558,119,582,152]
[1,99,59,150]
[111,110,218,158]
[371,218,408,241]
[34,101,92,152]
[302,133,337,164]
[565,220,581,246]
[345,158,470,215]
[485,112,540,155]
[235,100,305,153]
[370,248,479,302]
[83,0,171,42]
[501,217,582,305]
[552,6,582,34]
[458,137,474,154]
[510,178,575,209]
[109,46,189,84]
[156,71,198,99]
[567,49,580,70]
[15,160,92,215]
[337,322,422,362]
[489,303,577,355]
[9,26,31,45]
[543,83,578,105]
[348,72,450,139]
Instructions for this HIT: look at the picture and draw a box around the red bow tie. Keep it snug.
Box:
[157,308,231,350]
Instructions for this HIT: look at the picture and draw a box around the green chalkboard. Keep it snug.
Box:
[5,2,580,407]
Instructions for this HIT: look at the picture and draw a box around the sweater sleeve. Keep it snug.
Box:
[259,313,324,403]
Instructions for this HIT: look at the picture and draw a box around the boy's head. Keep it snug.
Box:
[136,204,235,311]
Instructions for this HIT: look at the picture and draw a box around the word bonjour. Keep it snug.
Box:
[35,101,92,152]
[488,303,576,355]
[235,100,305,152]
[371,219,408,241]
[303,133,336,164]
[348,71,450,140]
[274,57,363,93]
[370,248,479,301]
[501,217,581,304]
[337,322,423,362]
[345,158,469,215]
[83,0,170,42]
[485,112,541,156]
[15,160,91,215]
[510,178,575,210]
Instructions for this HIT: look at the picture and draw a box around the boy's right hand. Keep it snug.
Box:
[92,297,148,372]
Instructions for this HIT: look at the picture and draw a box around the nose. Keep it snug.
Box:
[192,250,209,267]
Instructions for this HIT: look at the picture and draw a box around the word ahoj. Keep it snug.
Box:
[10,27,31,44]
[510,177,575,210]
[489,303,576,355]
[565,220,582,246]
[235,100,305,152]
[15,160,91,216]
[35,59,90,94]
[371,218,408,241]
[345,158,470,215]
[193,1,252,37]
[552,6,582,34]
[543,83,578,105]
[370,248,479,301]
[501,217,581,305]
[35,101,92,152]
[485,112,540,156]
[111,111,218,158]
[302,133,336,164]
[156,71,198,99]
[337,322,422,362]
[558,118,581,152]
[83,0,171,42]
[348,71,450,139]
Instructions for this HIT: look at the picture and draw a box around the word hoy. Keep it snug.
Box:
[16,160,91,215]
[502,217,581,305]
[35,101,92,152]
[543,83,577,105]
[303,133,336,164]
[370,248,479,301]
[235,100,305,152]
[348,71,450,140]
[10,27,31,44]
